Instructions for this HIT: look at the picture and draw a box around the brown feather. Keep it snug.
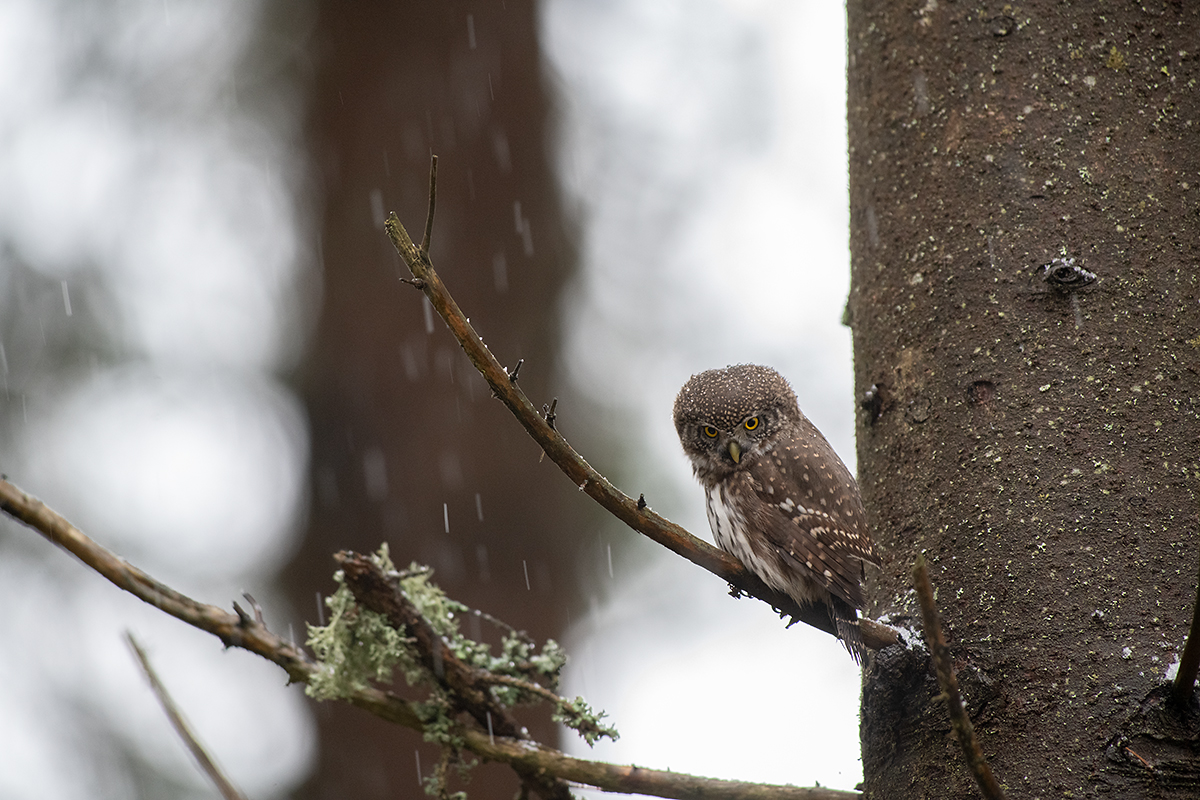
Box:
[675,364,880,661]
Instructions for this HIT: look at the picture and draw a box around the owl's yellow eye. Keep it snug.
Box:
[702,425,719,438]
[744,416,759,431]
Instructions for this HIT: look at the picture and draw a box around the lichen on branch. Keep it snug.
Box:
[304,544,617,753]
[305,547,410,699]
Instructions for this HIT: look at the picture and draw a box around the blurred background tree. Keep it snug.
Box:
[293,1,581,795]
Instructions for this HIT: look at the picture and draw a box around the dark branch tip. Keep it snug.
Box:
[507,358,524,382]
[242,591,265,625]
[419,154,438,255]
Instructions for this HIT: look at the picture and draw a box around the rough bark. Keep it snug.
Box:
[847,2,1200,797]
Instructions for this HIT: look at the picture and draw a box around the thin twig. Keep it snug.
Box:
[473,672,619,745]
[507,358,524,382]
[419,154,438,255]
[476,672,562,704]
[467,606,538,648]
[1171,527,1200,705]
[242,591,265,625]
[1124,745,1154,772]
[0,478,854,800]
[384,158,898,656]
[913,555,1006,800]
[126,633,249,800]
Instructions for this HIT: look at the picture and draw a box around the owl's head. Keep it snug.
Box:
[673,364,800,482]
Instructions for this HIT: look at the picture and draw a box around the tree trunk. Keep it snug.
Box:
[847,2,1200,796]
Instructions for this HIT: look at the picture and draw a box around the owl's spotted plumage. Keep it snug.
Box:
[673,364,879,661]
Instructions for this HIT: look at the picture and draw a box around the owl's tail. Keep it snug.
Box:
[830,597,868,664]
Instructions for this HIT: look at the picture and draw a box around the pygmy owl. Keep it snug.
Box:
[673,364,879,661]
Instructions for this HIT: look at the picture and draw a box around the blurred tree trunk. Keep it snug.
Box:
[848,2,1200,796]
[289,2,580,797]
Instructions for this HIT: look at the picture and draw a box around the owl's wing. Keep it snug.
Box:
[743,423,878,610]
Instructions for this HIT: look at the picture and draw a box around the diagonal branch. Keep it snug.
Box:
[385,156,898,655]
[127,633,249,800]
[0,478,315,684]
[913,555,1006,800]
[1171,526,1200,706]
[0,477,857,800]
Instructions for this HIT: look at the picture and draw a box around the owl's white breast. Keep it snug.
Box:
[705,483,746,560]
[705,482,824,607]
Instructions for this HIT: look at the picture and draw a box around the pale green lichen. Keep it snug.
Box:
[304,542,617,793]
[305,546,410,701]
[424,746,471,800]
[414,691,466,749]
[553,696,620,747]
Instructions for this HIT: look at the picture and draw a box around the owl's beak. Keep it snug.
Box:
[727,441,741,464]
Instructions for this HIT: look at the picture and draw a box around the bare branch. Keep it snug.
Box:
[1171,527,1200,706]
[913,555,1006,800]
[0,478,857,800]
[0,478,314,684]
[384,200,899,655]
[420,154,437,255]
[127,633,249,800]
[465,733,862,800]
